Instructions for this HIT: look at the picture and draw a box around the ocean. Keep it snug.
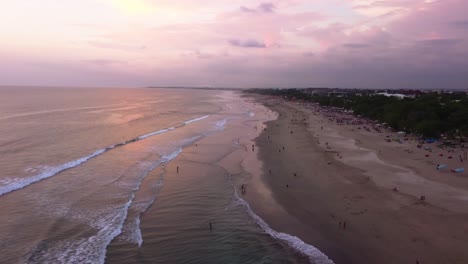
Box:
[0,87,331,264]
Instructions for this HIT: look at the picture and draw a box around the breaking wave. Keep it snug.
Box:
[0,115,210,197]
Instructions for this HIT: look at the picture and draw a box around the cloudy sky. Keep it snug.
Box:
[1,0,467,89]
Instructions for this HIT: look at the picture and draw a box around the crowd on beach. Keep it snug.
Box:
[237,95,468,264]
[297,101,467,175]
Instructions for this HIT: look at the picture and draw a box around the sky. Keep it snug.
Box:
[0,0,467,89]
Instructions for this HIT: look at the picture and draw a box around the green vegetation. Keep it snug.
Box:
[244,88,468,139]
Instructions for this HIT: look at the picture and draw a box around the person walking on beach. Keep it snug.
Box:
[241,184,247,195]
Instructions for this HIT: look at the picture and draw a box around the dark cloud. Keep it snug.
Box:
[228,39,266,48]
[451,20,468,28]
[258,3,275,13]
[181,50,213,59]
[240,2,275,14]
[417,38,463,47]
[342,43,370,48]
[196,49,468,89]
[240,6,256,13]
[352,0,419,10]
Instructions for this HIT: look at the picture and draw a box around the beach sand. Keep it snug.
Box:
[242,95,468,264]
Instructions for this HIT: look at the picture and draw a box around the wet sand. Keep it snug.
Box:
[243,96,468,264]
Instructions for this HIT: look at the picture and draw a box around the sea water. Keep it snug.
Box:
[0,87,331,264]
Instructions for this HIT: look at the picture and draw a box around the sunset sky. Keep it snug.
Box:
[0,0,467,89]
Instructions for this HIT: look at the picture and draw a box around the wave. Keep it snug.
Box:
[133,216,143,248]
[183,115,209,125]
[247,111,255,117]
[97,194,135,264]
[215,119,227,130]
[115,146,184,248]
[138,127,176,140]
[123,134,204,248]
[132,183,160,247]
[45,147,184,263]
[231,184,334,264]
[0,148,106,197]
[127,143,196,247]
[0,115,209,197]
[161,147,182,162]
[28,193,135,264]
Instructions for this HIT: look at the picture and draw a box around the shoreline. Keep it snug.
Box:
[107,91,316,263]
[244,95,468,264]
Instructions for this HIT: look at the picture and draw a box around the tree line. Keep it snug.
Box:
[244,88,468,139]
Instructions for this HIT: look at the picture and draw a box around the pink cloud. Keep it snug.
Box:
[0,0,467,89]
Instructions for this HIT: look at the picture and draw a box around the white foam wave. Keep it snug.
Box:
[99,195,134,264]
[232,187,334,264]
[161,147,182,162]
[134,217,143,247]
[67,149,174,261]
[121,147,183,247]
[34,194,135,264]
[138,127,175,140]
[0,148,106,197]
[0,115,209,197]
[183,115,209,125]
[180,135,202,146]
[215,119,227,130]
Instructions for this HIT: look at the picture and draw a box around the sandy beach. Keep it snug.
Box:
[241,95,468,264]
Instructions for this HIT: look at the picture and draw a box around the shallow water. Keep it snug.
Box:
[0,87,330,263]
